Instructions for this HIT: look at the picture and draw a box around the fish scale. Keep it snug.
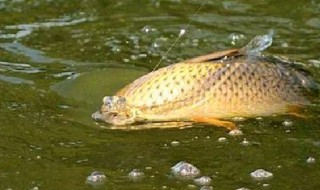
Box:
[121,63,212,108]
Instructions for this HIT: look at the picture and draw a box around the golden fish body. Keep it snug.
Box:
[92,46,315,129]
[92,49,315,129]
[117,57,309,121]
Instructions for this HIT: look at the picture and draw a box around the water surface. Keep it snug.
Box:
[1,0,320,189]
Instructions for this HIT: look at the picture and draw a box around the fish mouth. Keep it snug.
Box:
[92,111,105,122]
[91,110,134,125]
[92,111,119,121]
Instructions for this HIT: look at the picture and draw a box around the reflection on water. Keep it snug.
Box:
[0,0,320,189]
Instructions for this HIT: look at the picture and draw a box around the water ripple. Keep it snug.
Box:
[0,61,42,73]
[0,16,95,39]
[0,74,34,84]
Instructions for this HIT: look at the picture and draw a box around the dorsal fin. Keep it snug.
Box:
[185,48,243,63]
[185,32,274,63]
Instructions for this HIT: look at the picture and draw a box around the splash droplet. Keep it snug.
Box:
[242,30,274,55]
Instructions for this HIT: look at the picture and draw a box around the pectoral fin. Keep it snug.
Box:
[191,116,237,130]
[287,105,307,119]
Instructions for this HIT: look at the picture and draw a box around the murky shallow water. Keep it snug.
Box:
[1,0,320,189]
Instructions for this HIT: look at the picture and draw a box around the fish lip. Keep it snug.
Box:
[92,110,135,126]
[92,111,105,121]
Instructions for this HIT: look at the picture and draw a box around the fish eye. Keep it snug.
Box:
[109,112,118,117]
[103,96,114,108]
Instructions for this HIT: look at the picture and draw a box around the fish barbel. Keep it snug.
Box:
[92,37,316,130]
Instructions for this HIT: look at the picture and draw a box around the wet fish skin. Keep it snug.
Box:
[92,33,317,129]
[93,50,315,129]
[118,56,309,118]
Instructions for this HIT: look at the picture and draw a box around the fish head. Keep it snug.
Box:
[92,96,135,125]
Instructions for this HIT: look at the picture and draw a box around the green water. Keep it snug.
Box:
[1,0,320,189]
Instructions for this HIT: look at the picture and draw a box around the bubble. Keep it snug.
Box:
[235,188,250,190]
[306,157,316,164]
[171,161,200,179]
[255,117,263,121]
[282,119,293,127]
[250,169,273,181]
[141,25,156,33]
[179,29,186,37]
[111,46,121,53]
[192,39,199,45]
[58,105,70,109]
[130,55,138,60]
[86,171,106,186]
[281,42,289,48]
[194,176,212,186]
[187,184,197,189]
[200,186,213,190]
[145,166,152,170]
[228,33,246,46]
[138,53,147,58]
[152,42,160,48]
[229,129,243,136]
[217,137,227,143]
[240,138,250,146]
[128,169,145,181]
[171,140,180,146]
[231,117,246,122]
